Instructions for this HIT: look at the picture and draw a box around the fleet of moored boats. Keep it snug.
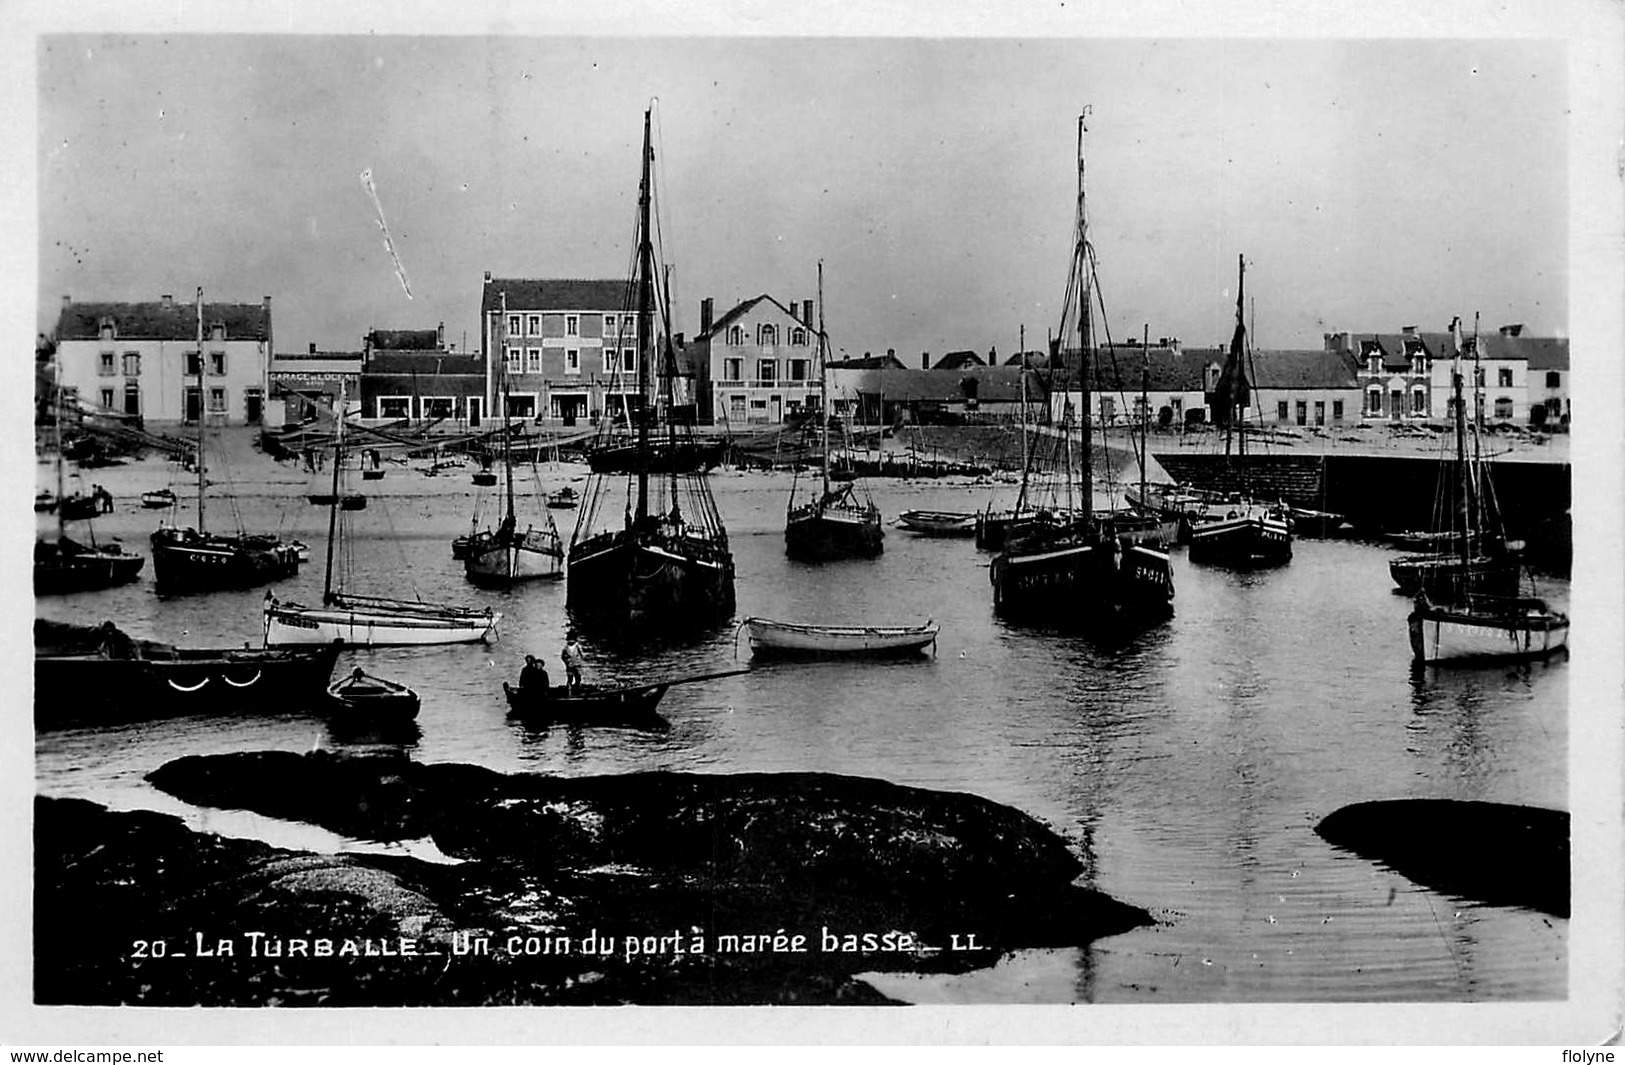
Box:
[33,108,1569,734]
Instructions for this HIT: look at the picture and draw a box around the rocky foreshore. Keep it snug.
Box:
[37,753,1152,1005]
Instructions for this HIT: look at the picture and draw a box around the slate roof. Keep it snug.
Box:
[363,352,483,375]
[828,353,907,370]
[58,299,270,341]
[830,367,1034,404]
[1049,345,1356,393]
[933,350,986,370]
[1248,349,1360,390]
[481,279,629,316]
[698,295,806,341]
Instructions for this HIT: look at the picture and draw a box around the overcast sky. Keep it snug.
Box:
[33,33,1569,360]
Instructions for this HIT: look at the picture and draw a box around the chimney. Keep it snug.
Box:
[921,352,930,370]
[700,298,713,334]
[803,300,813,326]
[309,342,317,354]
[484,271,492,283]
[437,321,445,348]
[1499,323,1524,337]
[160,294,174,308]
[1402,325,1417,336]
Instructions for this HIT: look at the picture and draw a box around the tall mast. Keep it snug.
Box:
[1076,110,1093,527]
[501,292,515,522]
[53,358,64,542]
[1141,323,1150,508]
[818,260,830,499]
[195,286,207,531]
[634,107,654,524]
[1016,323,1029,510]
[1470,311,1484,557]
[662,262,678,502]
[323,379,345,605]
[1450,316,1472,574]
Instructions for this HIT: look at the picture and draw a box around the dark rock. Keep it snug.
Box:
[1315,799,1568,918]
[32,753,1158,1005]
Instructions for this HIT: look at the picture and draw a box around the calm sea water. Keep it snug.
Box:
[34,458,1569,1003]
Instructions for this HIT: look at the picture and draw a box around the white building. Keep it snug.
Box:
[55,293,271,426]
[690,295,821,425]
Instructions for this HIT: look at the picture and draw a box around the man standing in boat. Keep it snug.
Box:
[562,631,585,691]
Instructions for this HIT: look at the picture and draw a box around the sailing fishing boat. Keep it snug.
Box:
[263,381,500,646]
[975,327,1061,551]
[566,108,736,633]
[1408,316,1567,663]
[150,288,303,593]
[989,111,1175,625]
[1389,316,1521,603]
[464,318,564,586]
[785,262,884,561]
[1184,256,1294,567]
[34,361,145,595]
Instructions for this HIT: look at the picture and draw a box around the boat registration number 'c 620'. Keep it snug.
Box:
[277,615,320,629]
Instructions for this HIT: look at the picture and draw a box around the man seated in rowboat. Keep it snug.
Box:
[518,654,550,697]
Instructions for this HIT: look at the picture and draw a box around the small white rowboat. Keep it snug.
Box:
[741,616,939,659]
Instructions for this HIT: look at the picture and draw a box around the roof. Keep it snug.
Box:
[933,350,986,371]
[57,299,270,342]
[367,329,440,351]
[481,279,628,316]
[829,353,907,370]
[1514,337,1569,371]
[1248,349,1360,390]
[828,366,1035,404]
[1052,346,1223,393]
[1003,350,1049,368]
[362,352,484,375]
[699,294,806,341]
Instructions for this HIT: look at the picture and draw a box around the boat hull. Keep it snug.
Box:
[990,539,1174,624]
[503,681,671,730]
[587,439,725,474]
[34,541,145,595]
[742,617,938,658]
[263,595,500,647]
[1408,601,1569,664]
[463,528,563,586]
[150,529,302,593]
[1187,513,1293,567]
[785,508,884,561]
[567,530,736,632]
[34,622,342,727]
[896,511,977,537]
[1389,553,1521,603]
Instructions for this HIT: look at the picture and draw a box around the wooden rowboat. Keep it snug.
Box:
[895,510,978,537]
[140,488,178,509]
[503,680,672,730]
[741,616,939,659]
[328,667,421,723]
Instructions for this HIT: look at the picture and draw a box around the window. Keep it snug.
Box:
[1100,396,1115,423]
[1134,397,1149,422]
[1295,400,1307,426]
[756,358,777,384]
[1473,368,1486,387]
[507,315,521,336]
[210,324,225,343]
[209,351,226,376]
[1546,371,1561,388]
[185,351,202,376]
[1314,401,1326,426]
[791,327,807,346]
[208,387,227,413]
[99,388,114,408]
[122,352,141,376]
[527,315,540,336]
[789,359,809,381]
[1411,389,1427,415]
[604,315,616,335]
[124,383,141,416]
[1367,388,1382,414]
[1498,367,1513,387]
[758,324,778,347]
[724,358,743,382]
[566,316,578,337]
[506,394,536,419]
[424,397,454,419]
[622,348,636,374]
[379,397,410,419]
[505,347,522,374]
[623,315,635,333]
[1276,401,1289,422]
[526,348,541,373]
[565,349,580,374]
[99,351,115,376]
[1494,397,1514,420]
[728,394,746,420]
[727,326,744,346]
[1333,399,1344,422]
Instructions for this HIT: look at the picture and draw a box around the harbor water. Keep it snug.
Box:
[34,451,1569,1003]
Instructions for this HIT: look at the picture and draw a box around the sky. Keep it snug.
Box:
[32,32,1571,362]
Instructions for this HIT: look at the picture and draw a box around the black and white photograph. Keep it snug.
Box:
[4,0,1621,1049]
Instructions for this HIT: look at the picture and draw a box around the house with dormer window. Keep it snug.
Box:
[689,294,820,425]
[1325,326,1434,421]
[54,293,272,425]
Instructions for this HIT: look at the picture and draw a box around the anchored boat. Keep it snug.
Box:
[741,616,939,659]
